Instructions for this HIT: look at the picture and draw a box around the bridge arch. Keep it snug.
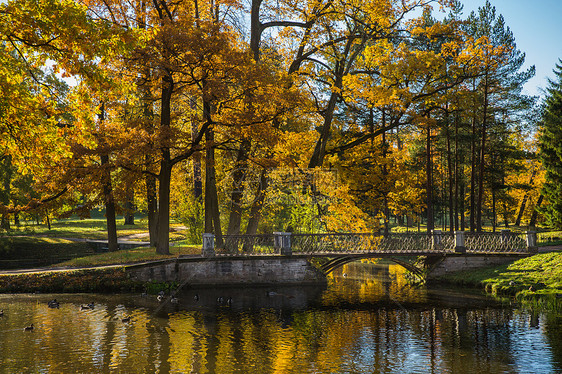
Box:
[319,254,445,277]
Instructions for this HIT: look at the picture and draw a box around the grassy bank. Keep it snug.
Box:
[434,251,562,311]
[0,267,144,293]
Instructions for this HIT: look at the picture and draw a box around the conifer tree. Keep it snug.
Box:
[539,60,562,229]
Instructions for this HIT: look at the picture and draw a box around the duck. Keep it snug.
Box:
[217,296,224,303]
[87,302,95,309]
[0,309,3,317]
[24,324,34,331]
[170,296,178,304]
[194,294,199,301]
[226,297,233,306]
[157,295,164,302]
[80,305,90,311]
[48,299,60,308]
[121,316,131,323]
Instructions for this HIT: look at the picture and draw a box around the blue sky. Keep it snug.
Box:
[459,0,562,98]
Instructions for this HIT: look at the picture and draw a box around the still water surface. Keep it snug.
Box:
[0,263,561,373]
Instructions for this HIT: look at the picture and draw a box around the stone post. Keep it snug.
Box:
[454,231,466,253]
[526,231,537,253]
[274,232,292,255]
[432,229,443,250]
[202,233,215,257]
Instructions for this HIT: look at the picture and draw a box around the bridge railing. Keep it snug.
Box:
[291,232,455,254]
[463,231,527,253]
[203,230,536,256]
[219,234,276,255]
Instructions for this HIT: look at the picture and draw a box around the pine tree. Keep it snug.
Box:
[539,60,562,229]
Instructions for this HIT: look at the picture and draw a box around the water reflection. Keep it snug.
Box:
[0,263,560,373]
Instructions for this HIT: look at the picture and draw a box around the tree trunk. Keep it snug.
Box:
[470,80,477,232]
[99,165,118,251]
[156,159,172,255]
[155,73,174,255]
[245,170,268,235]
[249,0,263,62]
[99,104,118,252]
[101,153,118,252]
[381,117,390,235]
[191,97,203,200]
[460,180,466,231]
[529,195,543,229]
[454,113,460,231]
[308,89,338,169]
[146,171,158,247]
[476,74,489,232]
[227,139,251,237]
[140,65,157,247]
[425,119,434,234]
[491,187,496,232]
[203,108,223,247]
[515,168,536,226]
[124,187,135,225]
[0,155,12,230]
[446,114,454,233]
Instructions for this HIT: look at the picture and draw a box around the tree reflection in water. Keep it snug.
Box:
[0,263,559,373]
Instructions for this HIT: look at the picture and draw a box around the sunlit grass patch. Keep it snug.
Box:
[3,217,153,239]
[435,251,562,311]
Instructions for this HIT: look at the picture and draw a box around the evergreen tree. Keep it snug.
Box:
[539,60,562,228]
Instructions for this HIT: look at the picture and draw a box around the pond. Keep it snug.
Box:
[0,263,560,373]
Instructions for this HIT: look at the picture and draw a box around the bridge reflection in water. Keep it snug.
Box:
[1,263,560,373]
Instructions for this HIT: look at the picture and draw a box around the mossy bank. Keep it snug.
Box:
[432,251,562,311]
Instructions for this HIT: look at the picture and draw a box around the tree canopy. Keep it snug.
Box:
[0,0,547,247]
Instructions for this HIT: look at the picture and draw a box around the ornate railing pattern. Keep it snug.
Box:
[220,234,276,255]
[464,232,527,252]
[290,233,455,254]
[206,231,535,256]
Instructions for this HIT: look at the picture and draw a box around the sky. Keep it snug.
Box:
[457,0,562,98]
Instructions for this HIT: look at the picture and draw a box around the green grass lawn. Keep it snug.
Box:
[435,251,562,310]
[3,217,151,239]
